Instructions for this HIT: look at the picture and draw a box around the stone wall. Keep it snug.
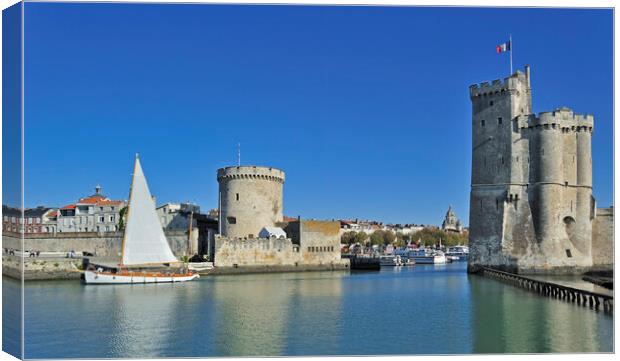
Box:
[214,220,344,268]
[213,236,299,267]
[592,207,613,269]
[287,220,341,265]
[2,230,194,258]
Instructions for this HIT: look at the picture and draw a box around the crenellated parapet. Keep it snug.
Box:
[515,107,594,134]
[217,165,285,184]
[533,107,593,132]
[469,70,529,99]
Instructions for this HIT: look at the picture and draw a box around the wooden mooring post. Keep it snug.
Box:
[479,267,613,314]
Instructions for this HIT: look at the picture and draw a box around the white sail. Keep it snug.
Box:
[121,156,178,266]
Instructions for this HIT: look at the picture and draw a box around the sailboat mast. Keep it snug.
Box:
[120,154,139,267]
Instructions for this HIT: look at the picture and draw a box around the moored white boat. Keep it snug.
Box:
[84,155,199,285]
[379,255,400,266]
[188,262,214,272]
[445,245,469,261]
[84,269,199,284]
[406,248,447,264]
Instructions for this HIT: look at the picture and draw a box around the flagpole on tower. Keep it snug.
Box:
[509,34,513,75]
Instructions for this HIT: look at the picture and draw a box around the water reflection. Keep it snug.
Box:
[3,277,22,358]
[15,263,614,358]
[208,272,345,356]
[470,274,613,353]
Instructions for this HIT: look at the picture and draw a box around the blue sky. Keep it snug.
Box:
[22,4,613,225]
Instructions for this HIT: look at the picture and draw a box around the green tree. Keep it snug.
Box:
[410,228,469,247]
[393,237,406,248]
[118,206,128,231]
[340,231,357,245]
[383,230,396,245]
[370,231,384,246]
[354,232,369,245]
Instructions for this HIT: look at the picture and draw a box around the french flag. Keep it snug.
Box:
[496,40,511,54]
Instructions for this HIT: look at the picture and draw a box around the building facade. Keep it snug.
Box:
[57,185,125,233]
[468,66,604,273]
[2,205,21,233]
[2,205,52,234]
[156,202,200,231]
[285,220,342,264]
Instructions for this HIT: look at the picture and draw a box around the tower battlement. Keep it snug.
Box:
[469,68,530,99]
[217,165,285,183]
[525,108,594,132]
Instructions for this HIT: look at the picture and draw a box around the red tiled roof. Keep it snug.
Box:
[46,210,58,218]
[77,195,123,206]
[283,216,298,222]
[61,204,76,210]
[77,195,107,204]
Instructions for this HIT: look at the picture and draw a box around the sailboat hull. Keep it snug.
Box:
[84,270,199,284]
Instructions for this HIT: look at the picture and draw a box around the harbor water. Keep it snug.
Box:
[3,262,613,358]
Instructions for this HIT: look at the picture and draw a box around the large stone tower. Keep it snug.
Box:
[217,165,285,239]
[468,66,595,274]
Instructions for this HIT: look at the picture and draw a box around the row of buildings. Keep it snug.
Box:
[4,189,465,240]
[338,205,465,235]
[2,185,203,236]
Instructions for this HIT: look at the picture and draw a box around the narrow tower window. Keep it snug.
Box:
[489,100,494,106]
[498,117,503,125]
[236,193,239,201]
[496,199,499,211]
[481,119,485,127]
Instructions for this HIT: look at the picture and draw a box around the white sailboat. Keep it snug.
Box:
[84,155,199,284]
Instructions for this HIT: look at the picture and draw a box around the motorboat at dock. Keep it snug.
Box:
[405,248,447,264]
